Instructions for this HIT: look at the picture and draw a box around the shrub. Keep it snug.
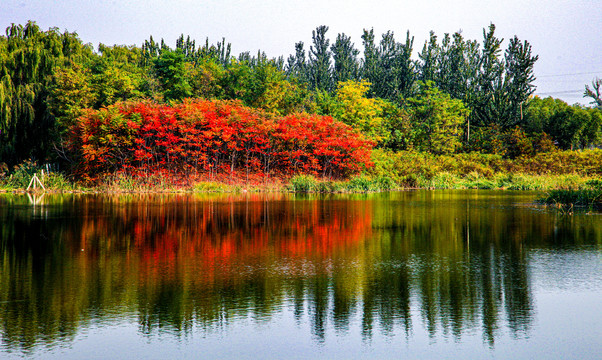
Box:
[289,175,318,192]
[68,99,375,182]
[374,175,395,191]
[347,175,374,192]
[193,181,233,192]
[539,186,602,210]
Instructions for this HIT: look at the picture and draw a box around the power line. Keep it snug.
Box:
[536,89,584,96]
[538,71,601,78]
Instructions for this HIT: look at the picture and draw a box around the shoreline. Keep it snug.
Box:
[3,183,600,211]
[0,176,594,194]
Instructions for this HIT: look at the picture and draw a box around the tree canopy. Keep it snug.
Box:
[1,20,601,169]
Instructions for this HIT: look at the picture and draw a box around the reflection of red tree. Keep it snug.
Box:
[70,195,372,285]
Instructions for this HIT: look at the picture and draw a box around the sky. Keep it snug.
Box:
[1,0,601,105]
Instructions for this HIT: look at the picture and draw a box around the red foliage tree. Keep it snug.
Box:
[68,99,374,182]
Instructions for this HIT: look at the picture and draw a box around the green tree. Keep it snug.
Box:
[220,57,308,114]
[285,41,309,84]
[332,80,388,143]
[331,33,359,85]
[468,25,538,130]
[152,49,192,101]
[91,44,145,107]
[360,28,378,91]
[435,32,480,103]
[585,77,602,108]
[417,31,439,83]
[0,21,91,164]
[524,96,602,150]
[187,58,224,99]
[47,63,95,134]
[361,30,415,100]
[471,24,505,128]
[501,36,538,128]
[308,26,332,91]
[404,81,469,154]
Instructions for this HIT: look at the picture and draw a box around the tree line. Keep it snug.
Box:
[1,21,601,170]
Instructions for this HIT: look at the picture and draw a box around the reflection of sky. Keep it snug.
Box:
[529,249,602,292]
[3,278,602,360]
[2,251,601,360]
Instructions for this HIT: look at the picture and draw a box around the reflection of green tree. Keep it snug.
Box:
[308,274,329,341]
[1,192,601,353]
[369,191,571,344]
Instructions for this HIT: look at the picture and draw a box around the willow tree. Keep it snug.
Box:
[0,21,91,165]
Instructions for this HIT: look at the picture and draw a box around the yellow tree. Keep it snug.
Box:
[333,80,388,144]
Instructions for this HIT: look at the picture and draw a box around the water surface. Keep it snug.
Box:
[1,191,601,359]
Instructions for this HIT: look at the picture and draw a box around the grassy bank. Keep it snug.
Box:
[366,149,602,190]
[537,180,602,211]
[2,149,601,193]
[1,172,596,194]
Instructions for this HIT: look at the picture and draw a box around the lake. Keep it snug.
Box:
[1,191,601,359]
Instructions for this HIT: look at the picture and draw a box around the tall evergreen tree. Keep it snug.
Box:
[285,41,309,84]
[502,36,538,128]
[360,28,378,91]
[331,33,359,85]
[393,31,416,99]
[308,25,332,91]
[361,30,415,100]
[418,31,439,83]
[472,24,505,127]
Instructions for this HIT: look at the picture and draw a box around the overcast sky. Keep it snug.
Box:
[2,0,601,105]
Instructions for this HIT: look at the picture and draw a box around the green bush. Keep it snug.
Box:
[374,175,395,191]
[539,187,602,210]
[314,181,346,193]
[347,175,375,192]
[0,160,78,191]
[43,172,77,191]
[289,175,318,192]
[367,149,602,190]
[4,160,40,188]
[193,181,233,192]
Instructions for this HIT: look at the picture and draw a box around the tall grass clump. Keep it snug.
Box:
[1,160,40,188]
[418,172,462,189]
[193,181,238,193]
[99,172,181,193]
[346,175,375,192]
[42,172,80,191]
[314,181,346,193]
[288,174,396,193]
[459,171,497,189]
[343,175,396,192]
[539,179,602,210]
[289,175,318,192]
[0,160,79,191]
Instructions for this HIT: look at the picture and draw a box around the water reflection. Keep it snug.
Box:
[0,191,601,354]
